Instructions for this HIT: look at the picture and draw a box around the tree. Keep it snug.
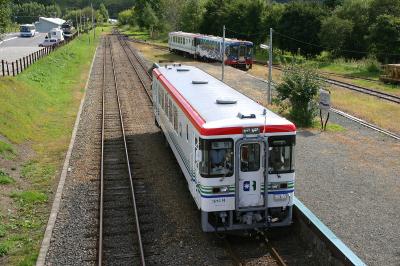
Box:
[179,0,203,32]
[117,8,134,26]
[276,2,326,56]
[369,0,400,22]
[141,3,158,37]
[0,0,11,35]
[368,15,400,63]
[334,0,371,58]
[319,15,353,56]
[276,64,323,127]
[199,0,230,36]
[224,0,265,44]
[99,3,109,23]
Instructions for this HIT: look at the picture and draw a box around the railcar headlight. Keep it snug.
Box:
[219,186,229,193]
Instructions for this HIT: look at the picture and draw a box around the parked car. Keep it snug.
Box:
[39,38,58,47]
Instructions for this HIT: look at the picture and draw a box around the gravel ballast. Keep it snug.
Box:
[131,41,400,266]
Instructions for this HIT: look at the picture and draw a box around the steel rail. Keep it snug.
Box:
[109,37,146,266]
[98,35,146,265]
[98,36,106,266]
[117,34,153,103]
[272,65,400,104]
[324,78,400,104]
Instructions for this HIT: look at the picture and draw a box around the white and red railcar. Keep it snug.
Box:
[152,64,296,231]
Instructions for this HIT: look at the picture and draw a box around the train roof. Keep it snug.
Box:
[153,65,295,136]
[169,31,253,45]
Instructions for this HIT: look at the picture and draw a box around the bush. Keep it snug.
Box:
[276,64,323,127]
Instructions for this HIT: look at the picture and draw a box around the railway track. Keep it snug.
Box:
[124,36,400,104]
[267,66,400,104]
[98,36,145,265]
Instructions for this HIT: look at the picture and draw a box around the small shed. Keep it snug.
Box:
[35,17,65,33]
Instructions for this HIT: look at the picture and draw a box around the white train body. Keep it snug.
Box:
[169,31,254,69]
[152,64,296,231]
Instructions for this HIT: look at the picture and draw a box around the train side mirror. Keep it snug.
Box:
[195,150,202,162]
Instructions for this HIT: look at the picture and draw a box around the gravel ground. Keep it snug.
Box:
[45,40,103,265]
[131,42,400,266]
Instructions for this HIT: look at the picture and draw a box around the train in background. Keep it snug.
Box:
[152,64,296,231]
[20,24,36,37]
[168,31,254,70]
[380,64,400,84]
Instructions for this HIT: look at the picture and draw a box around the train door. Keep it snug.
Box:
[236,140,266,209]
[238,45,246,62]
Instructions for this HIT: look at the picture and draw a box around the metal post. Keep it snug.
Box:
[92,3,95,40]
[19,59,22,72]
[222,25,225,82]
[76,10,79,36]
[12,62,15,76]
[23,57,26,69]
[1,60,4,76]
[7,62,9,76]
[268,28,273,105]
[16,60,19,74]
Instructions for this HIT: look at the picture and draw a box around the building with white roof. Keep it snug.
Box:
[35,17,66,33]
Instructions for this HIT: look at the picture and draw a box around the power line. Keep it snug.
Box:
[225,26,400,57]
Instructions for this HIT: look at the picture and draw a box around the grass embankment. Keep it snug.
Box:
[0,27,108,265]
[119,25,168,47]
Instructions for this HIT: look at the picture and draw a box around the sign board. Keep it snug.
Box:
[319,89,331,110]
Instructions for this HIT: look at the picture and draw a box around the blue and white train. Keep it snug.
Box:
[169,31,254,70]
[152,64,296,231]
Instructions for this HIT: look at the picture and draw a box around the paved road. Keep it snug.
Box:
[0,32,47,62]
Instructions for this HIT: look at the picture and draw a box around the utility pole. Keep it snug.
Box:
[91,3,95,40]
[75,10,79,36]
[268,28,273,105]
[222,25,225,82]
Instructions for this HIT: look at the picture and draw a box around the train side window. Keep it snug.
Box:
[186,124,189,142]
[179,123,182,137]
[173,105,178,132]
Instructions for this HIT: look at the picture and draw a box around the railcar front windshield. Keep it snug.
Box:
[200,138,234,178]
[268,135,295,174]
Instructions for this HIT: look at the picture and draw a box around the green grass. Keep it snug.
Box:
[0,27,108,265]
[10,191,48,205]
[0,140,16,160]
[0,170,14,185]
[119,25,168,46]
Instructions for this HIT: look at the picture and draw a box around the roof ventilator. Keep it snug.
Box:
[173,63,182,67]
[216,98,237,104]
[177,68,190,72]
[237,112,256,119]
[192,80,208,84]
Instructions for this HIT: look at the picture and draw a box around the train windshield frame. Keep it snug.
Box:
[268,135,295,174]
[199,138,234,178]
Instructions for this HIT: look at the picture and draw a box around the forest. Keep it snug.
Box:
[121,0,400,63]
[1,0,400,63]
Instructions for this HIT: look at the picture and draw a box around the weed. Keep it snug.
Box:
[0,170,14,185]
[0,239,13,256]
[0,224,5,237]
[0,140,16,160]
[11,191,48,206]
